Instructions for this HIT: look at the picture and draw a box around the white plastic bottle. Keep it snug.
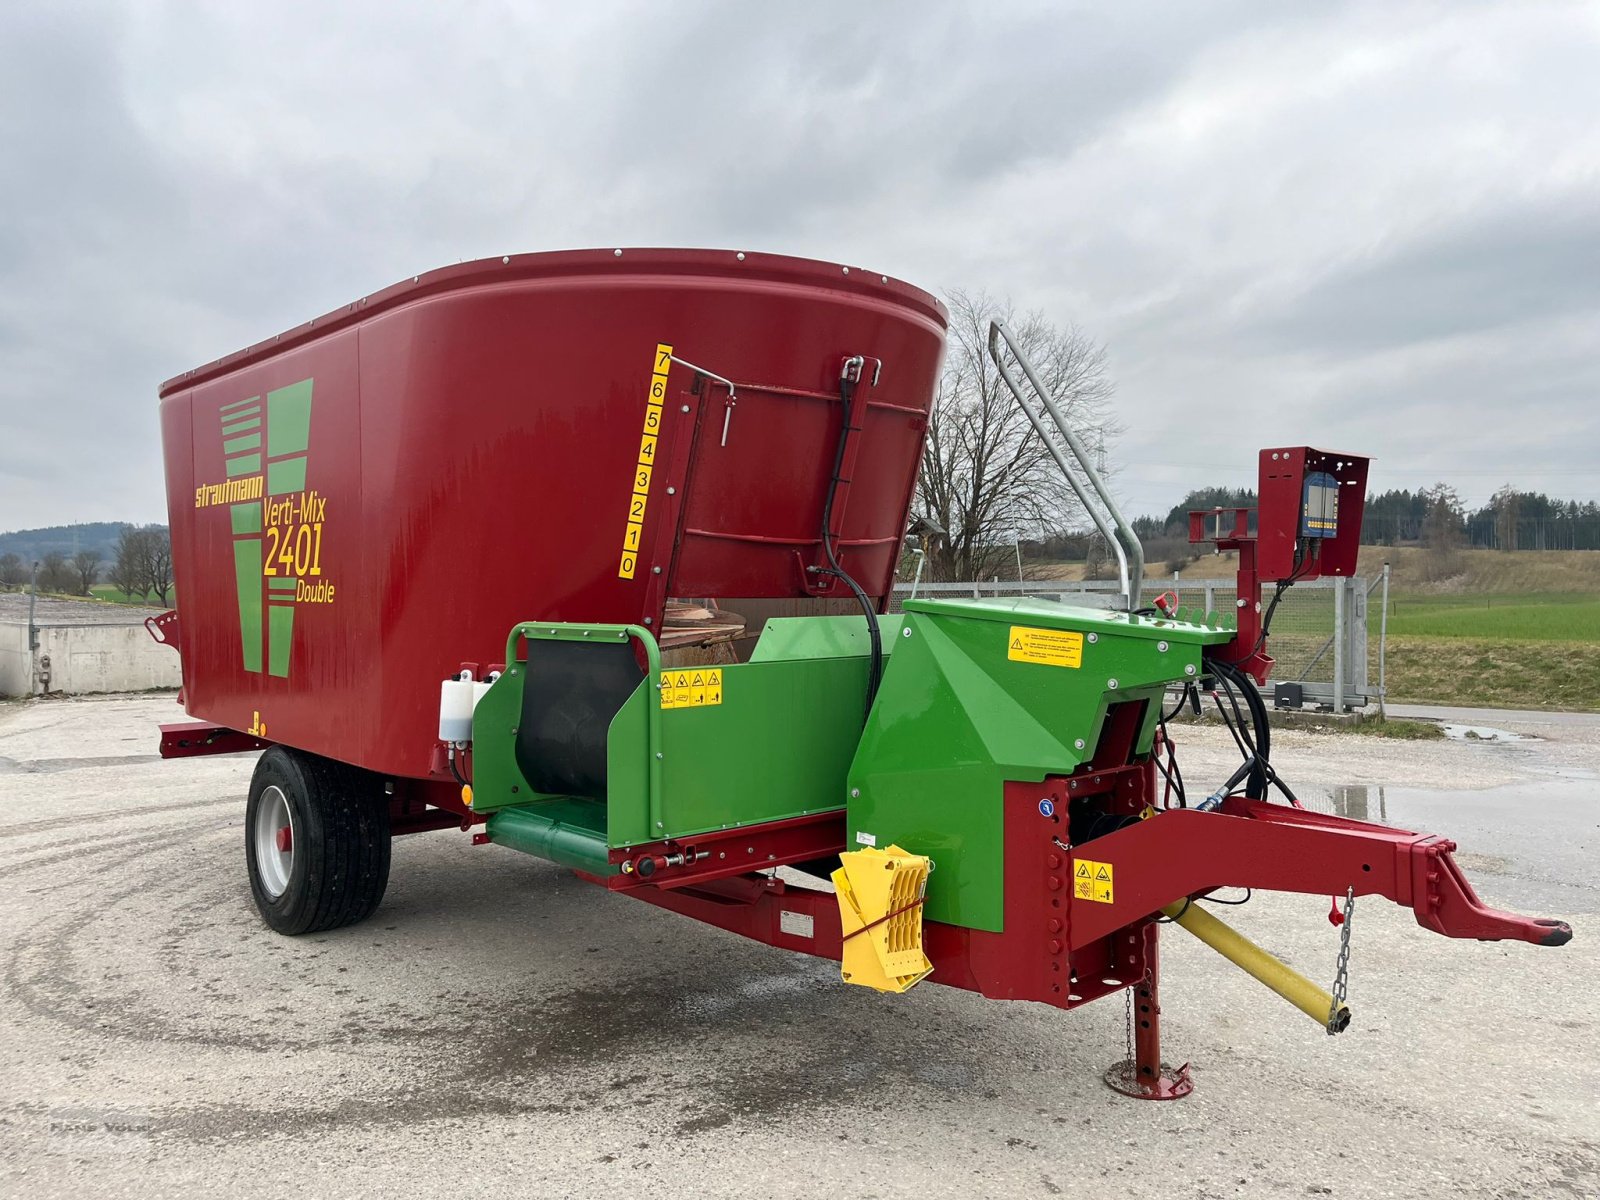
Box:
[438,669,475,744]
[471,670,500,713]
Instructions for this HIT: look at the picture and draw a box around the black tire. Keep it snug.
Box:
[245,746,391,935]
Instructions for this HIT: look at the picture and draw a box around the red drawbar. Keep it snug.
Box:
[611,786,1571,1010]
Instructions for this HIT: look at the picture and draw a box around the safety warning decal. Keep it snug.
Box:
[659,667,723,710]
[1007,625,1084,668]
[1073,858,1114,904]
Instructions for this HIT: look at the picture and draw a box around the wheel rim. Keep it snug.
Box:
[254,784,294,899]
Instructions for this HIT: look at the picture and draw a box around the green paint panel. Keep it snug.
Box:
[750,613,905,662]
[229,502,261,535]
[847,597,1232,933]
[639,656,864,843]
[268,576,298,592]
[222,416,261,436]
[470,624,659,829]
[469,666,528,814]
[267,602,294,677]
[231,539,262,673]
[266,379,314,457]
[267,456,307,496]
[220,394,260,415]
[604,686,651,843]
[487,800,611,873]
[226,454,261,478]
[223,433,261,455]
[470,623,868,856]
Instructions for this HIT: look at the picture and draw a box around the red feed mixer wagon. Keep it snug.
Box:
[154,248,1569,1099]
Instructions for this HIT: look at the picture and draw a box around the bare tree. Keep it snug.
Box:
[0,553,25,591]
[915,291,1118,581]
[38,551,70,593]
[106,526,174,603]
[71,549,102,595]
[143,528,174,605]
[1491,483,1519,552]
[1420,482,1465,580]
[1083,533,1110,582]
[110,528,146,599]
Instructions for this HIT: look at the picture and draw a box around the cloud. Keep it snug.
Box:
[0,0,1596,527]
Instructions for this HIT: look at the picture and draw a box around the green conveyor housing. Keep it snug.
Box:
[468,600,1230,927]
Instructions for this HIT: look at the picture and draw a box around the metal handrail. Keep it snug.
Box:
[987,321,1145,611]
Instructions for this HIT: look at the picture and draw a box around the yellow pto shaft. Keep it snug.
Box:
[1161,901,1351,1033]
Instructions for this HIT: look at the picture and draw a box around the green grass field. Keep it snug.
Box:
[1384,592,1600,642]
[1375,591,1600,711]
[1381,637,1600,711]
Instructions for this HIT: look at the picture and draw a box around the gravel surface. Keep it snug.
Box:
[2,694,1596,1199]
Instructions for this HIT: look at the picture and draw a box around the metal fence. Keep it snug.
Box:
[889,573,1388,712]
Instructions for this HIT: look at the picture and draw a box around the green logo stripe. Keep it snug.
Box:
[221,377,314,677]
[266,381,313,458]
[267,603,295,678]
[232,539,263,673]
[229,502,261,535]
[266,457,307,496]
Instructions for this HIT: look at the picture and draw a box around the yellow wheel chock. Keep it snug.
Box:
[833,845,933,993]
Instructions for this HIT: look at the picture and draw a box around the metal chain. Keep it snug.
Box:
[1327,885,1355,1035]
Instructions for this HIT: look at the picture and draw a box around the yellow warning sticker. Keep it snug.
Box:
[618,343,673,579]
[660,667,723,710]
[1007,625,1084,668]
[1072,858,1114,904]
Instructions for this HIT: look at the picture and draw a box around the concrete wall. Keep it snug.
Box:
[0,620,182,697]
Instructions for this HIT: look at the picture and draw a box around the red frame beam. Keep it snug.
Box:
[1187,506,1270,683]
[159,721,271,759]
[606,785,1570,1019]
[605,811,847,892]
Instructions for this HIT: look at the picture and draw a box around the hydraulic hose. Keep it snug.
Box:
[821,368,883,719]
[1209,657,1271,800]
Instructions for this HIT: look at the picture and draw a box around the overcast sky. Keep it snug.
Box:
[2,0,1597,531]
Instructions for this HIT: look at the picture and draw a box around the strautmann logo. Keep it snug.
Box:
[193,379,335,677]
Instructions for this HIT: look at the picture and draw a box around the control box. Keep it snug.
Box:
[1257,448,1369,581]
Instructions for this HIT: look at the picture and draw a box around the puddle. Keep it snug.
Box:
[1297,779,1597,916]
[1440,724,1534,743]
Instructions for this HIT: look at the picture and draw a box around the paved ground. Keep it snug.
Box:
[1386,702,1600,730]
[1,695,1596,1199]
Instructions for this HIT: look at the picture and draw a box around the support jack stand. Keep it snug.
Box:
[1102,924,1194,1100]
[1103,1058,1193,1101]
